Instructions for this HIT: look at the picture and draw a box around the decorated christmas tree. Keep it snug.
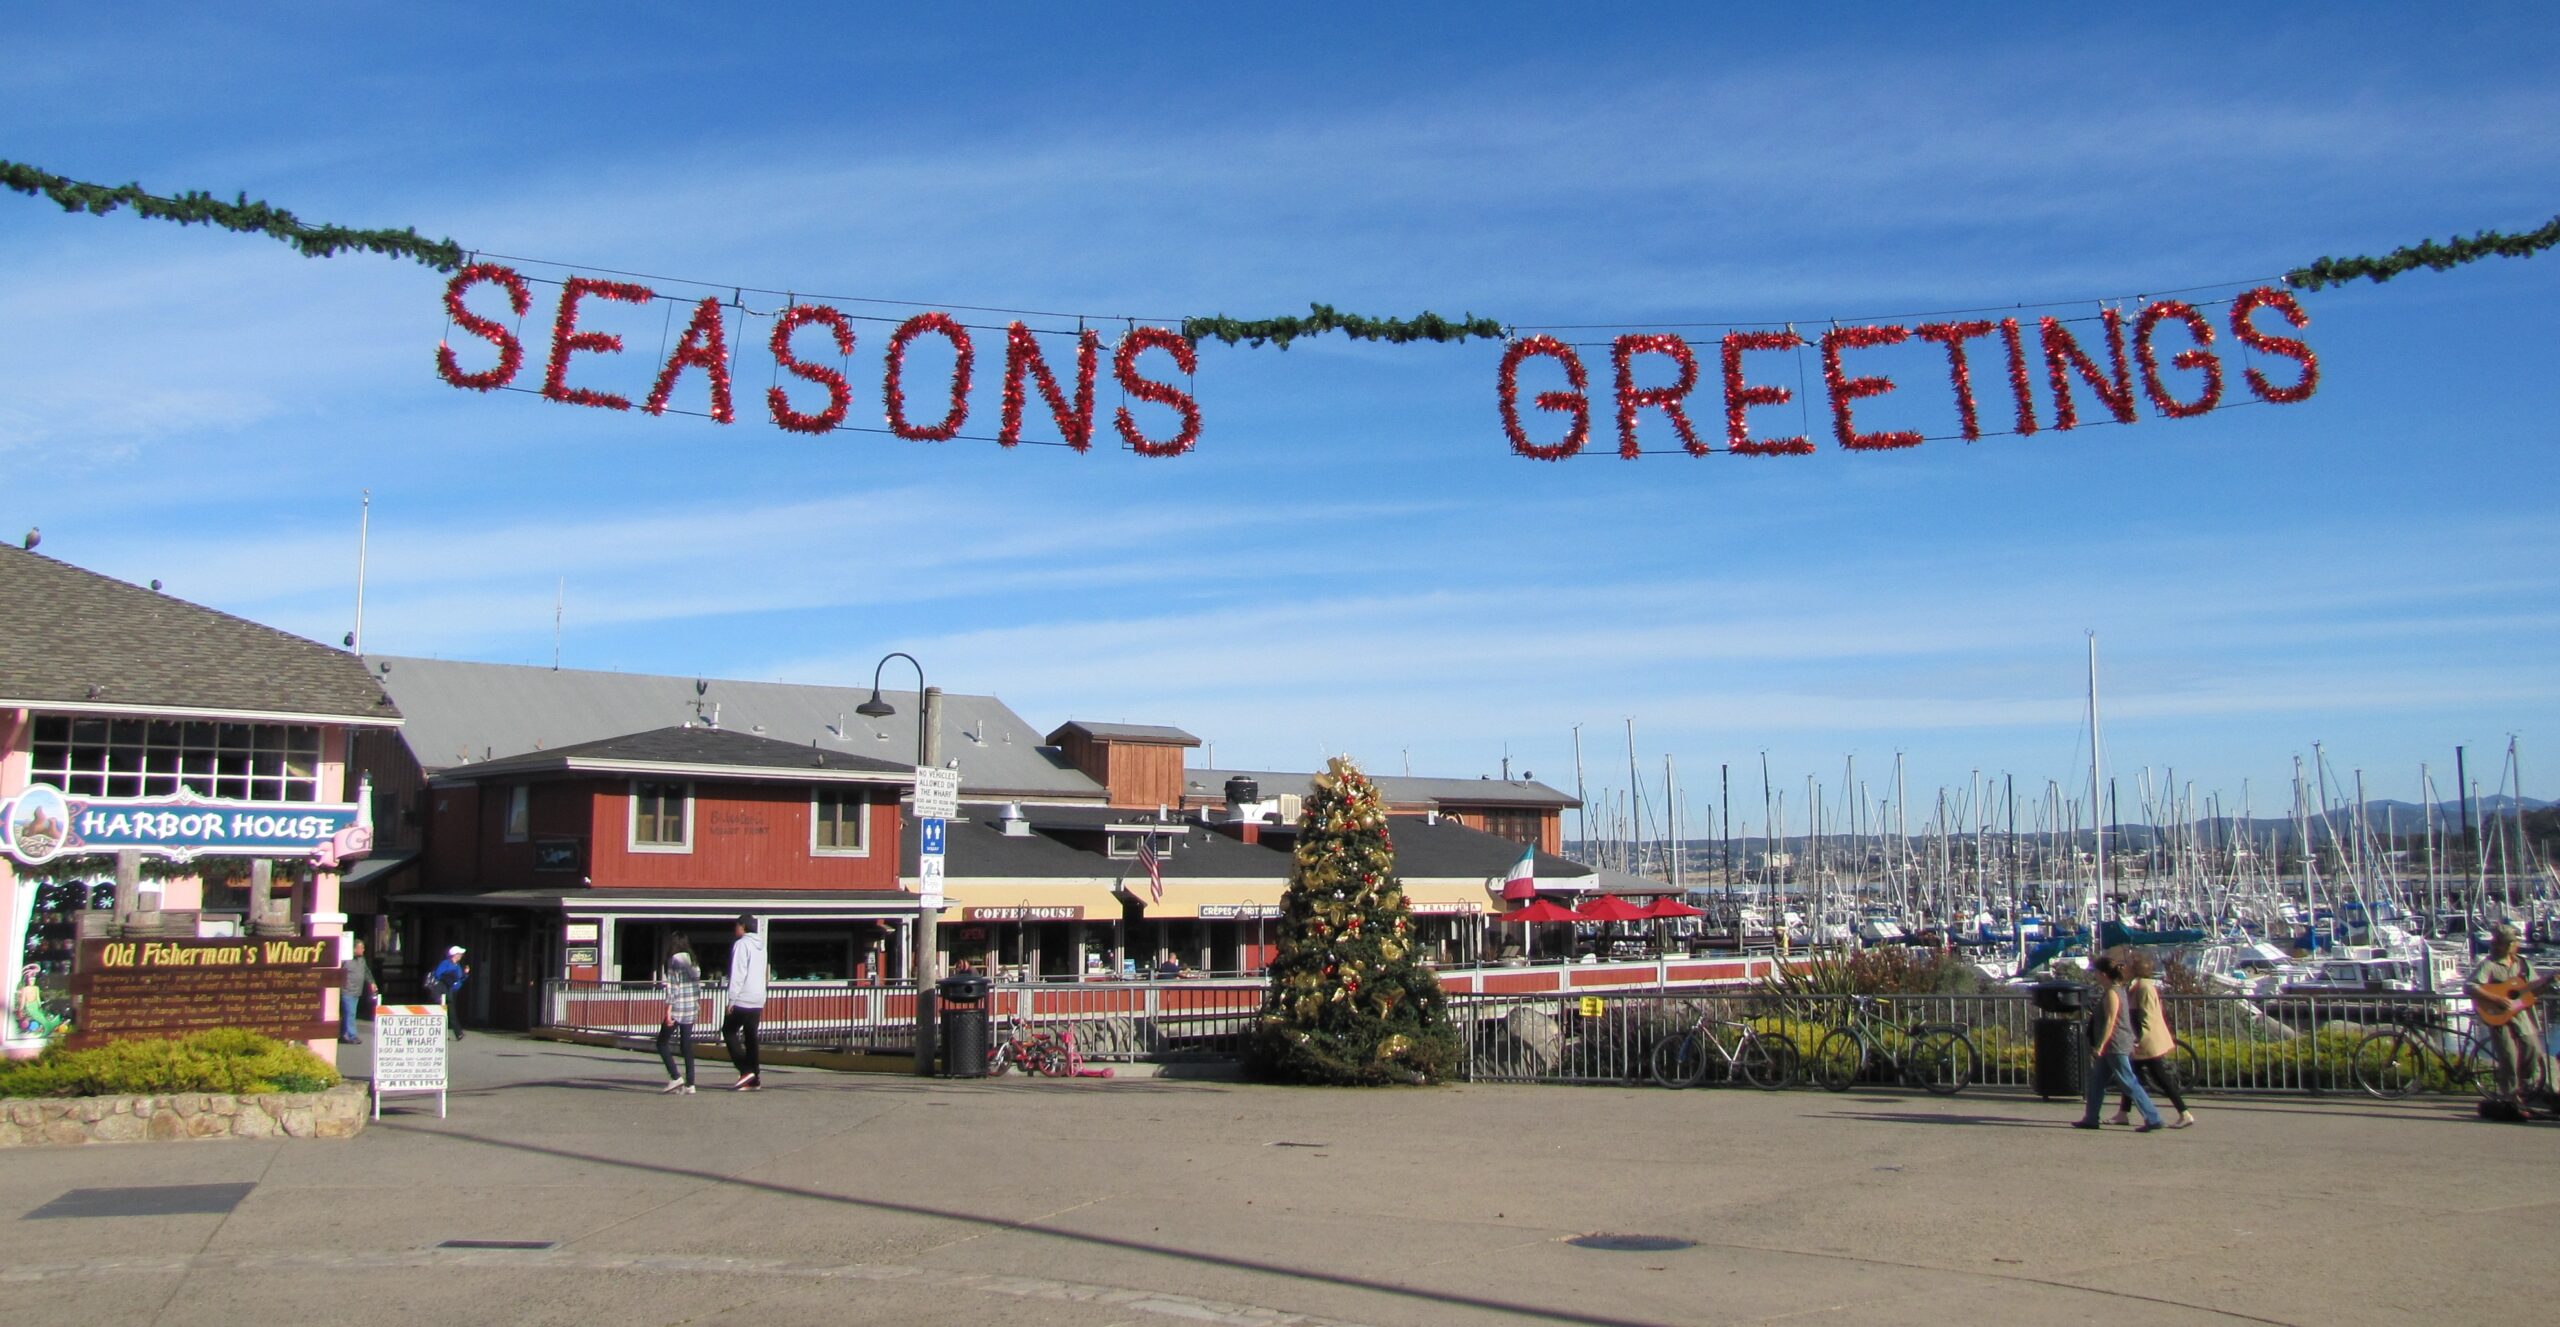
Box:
[1250,757,1460,1084]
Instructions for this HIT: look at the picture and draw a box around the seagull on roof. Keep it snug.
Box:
[21,528,37,550]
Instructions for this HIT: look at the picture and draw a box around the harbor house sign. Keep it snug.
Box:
[1,783,372,867]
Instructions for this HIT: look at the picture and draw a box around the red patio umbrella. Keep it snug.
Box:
[1638,897,1704,919]
[1496,896,1581,962]
[1574,895,1651,923]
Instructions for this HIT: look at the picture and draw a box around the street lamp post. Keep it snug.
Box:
[857,653,944,1075]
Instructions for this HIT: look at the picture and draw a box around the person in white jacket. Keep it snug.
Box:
[723,914,768,1091]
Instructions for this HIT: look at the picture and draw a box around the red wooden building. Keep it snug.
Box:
[393,725,915,1027]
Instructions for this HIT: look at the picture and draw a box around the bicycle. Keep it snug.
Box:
[1648,1013,1797,1089]
[2352,1012,2494,1099]
[1806,995,1977,1096]
[984,1021,1047,1077]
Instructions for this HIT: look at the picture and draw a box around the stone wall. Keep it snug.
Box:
[0,1081,368,1147]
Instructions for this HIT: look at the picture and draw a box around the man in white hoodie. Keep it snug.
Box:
[723,914,768,1091]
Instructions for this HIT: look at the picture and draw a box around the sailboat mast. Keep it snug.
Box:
[2088,633,2106,950]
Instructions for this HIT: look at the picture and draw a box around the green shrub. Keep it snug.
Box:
[0,1029,341,1098]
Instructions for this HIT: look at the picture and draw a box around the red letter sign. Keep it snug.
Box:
[542,277,654,410]
[2039,310,2137,429]
[1612,334,1705,459]
[1002,323,1100,451]
[2134,301,2221,418]
[644,296,735,423]
[884,312,974,441]
[1113,327,1201,457]
[436,263,530,392]
[1720,330,1810,456]
[767,304,855,434]
[1499,337,1591,460]
[2229,287,2318,403]
[1820,325,1923,451]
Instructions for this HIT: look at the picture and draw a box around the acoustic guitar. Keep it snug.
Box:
[2473,974,2555,1028]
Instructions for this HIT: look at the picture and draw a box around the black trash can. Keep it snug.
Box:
[936,973,993,1078]
[2029,980,2088,1100]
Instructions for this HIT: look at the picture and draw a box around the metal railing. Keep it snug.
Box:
[542,978,2519,1095]
[1452,988,2511,1095]
[539,978,1267,1063]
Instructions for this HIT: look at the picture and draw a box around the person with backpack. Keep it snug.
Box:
[657,936,702,1094]
[427,945,470,1041]
[2112,948,2196,1129]
[722,915,767,1090]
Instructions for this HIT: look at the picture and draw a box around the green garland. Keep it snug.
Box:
[0,160,462,272]
[2287,213,2560,290]
[1182,303,1505,349]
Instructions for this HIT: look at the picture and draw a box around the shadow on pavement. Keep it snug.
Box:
[385,1118,1676,1327]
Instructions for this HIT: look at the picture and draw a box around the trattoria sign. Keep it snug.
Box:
[0,783,371,867]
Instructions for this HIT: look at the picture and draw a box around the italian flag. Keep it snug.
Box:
[1501,848,1536,902]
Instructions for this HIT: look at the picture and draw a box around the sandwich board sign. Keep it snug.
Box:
[373,1003,448,1118]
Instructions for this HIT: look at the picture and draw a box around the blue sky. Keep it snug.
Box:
[4,5,2554,835]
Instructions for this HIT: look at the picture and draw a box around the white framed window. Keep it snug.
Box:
[629,780,692,852]
[504,785,531,842]
[811,787,868,856]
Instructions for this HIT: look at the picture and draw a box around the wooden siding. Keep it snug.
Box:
[348,727,428,853]
[1443,806,1563,856]
[1103,741,1186,809]
[1054,729,1190,808]
[585,779,903,892]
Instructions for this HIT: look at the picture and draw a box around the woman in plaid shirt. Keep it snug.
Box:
[657,938,703,1094]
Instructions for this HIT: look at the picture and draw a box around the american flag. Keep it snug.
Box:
[1137,835,1164,903]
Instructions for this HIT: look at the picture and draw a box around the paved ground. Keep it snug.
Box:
[2,1033,2552,1327]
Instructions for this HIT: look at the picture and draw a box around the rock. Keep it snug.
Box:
[45,1120,88,1146]
[0,1120,21,1147]
[148,1112,183,1141]
[212,1096,239,1117]
[76,1100,105,1124]
[188,1115,227,1139]
[90,1112,145,1143]
[279,1106,317,1138]
[233,1108,277,1140]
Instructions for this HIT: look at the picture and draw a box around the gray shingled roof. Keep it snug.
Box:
[1045,721,1201,746]
[0,546,399,723]
[1185,767,1579,809]
[902,808,1590,882]
[435,725,914,783]
[373,656,1103,799]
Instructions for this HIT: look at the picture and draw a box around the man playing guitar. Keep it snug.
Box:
[2468,922,2555,1114]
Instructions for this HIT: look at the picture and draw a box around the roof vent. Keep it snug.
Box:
[1224,776,1258,810]
[1000,803,1032,837]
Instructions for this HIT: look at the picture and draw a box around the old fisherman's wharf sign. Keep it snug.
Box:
[0,783,371,867]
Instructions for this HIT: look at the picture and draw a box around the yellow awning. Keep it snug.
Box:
[1397,878,1498,916]
[940,882,1127,922]
[1134,880,1284,919]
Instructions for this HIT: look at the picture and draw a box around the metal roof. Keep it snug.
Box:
[1184,767,1580,809]
[901,808,1591,883]
[433,725,915,783]
[1045,720,1201,746]
[0,546,399,724]
[369,656,1105,799]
